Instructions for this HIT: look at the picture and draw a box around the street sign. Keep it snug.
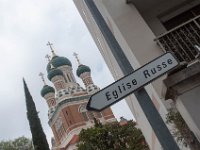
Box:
[84,1,180,149]
[87,52,179,111]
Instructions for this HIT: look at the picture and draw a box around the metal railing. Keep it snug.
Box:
[155,15,200,63]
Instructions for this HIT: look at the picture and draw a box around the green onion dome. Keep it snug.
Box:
[41,85,55,97]
[48,68,64,81]
[46,56,72,73]
[76,64,91,77]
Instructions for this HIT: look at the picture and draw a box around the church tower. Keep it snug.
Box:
[40,42,116,150]
[74,52,100,94]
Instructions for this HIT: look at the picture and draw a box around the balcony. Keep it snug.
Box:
[155,15,200,64]
[126,0,170,13]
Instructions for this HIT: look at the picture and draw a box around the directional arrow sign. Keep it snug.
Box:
[87,52,179,111]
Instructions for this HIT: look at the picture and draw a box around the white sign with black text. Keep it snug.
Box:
[87,52,179,111]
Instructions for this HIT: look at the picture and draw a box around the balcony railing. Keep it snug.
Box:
[155,15,200,63]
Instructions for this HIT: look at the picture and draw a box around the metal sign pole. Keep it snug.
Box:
[84,0,179,149]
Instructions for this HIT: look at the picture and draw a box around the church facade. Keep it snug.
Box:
[40,43,116,150]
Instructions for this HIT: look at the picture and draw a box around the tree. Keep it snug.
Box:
[23,79,50,150]
[0,136,33,150]
[166,109,200,150]
[77,120,149,150]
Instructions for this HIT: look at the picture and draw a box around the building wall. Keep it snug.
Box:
[176,86,200,142]
[50,98,115,149]
[134,0,200,35]
[73,1,200,149]
[73,0,172,149]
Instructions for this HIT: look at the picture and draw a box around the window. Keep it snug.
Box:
[70,73,75,82]
[55,119,62,129]
[162,4,200,30]
[156,5,200,63]
[55,82,65,89]
[58,91,62,97]
[63,76,68,83]
[64,90,69,95]
[67,74,71,82]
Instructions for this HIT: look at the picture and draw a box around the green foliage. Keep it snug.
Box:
[23,79,50,150]
[77,120,149,150]
[166,109,188,146]
[0,136,33,150]
[166,109,200,149]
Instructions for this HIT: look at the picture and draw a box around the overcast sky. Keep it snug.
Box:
[0,0,134,146]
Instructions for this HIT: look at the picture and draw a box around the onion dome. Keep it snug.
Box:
[46,56,72,73]
[76,64,91,77]
[41,85,55,97]
[48,68,64,81]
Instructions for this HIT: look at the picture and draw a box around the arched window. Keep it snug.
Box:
[55,81,64,90]
[70,73,75,82]
[67,74,71,82]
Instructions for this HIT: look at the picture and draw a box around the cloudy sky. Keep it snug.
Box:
[0,0,133,146]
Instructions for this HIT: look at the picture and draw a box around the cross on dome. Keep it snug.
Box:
[73,52,81,65]
[47,41,56,57]
[45,54,51,62]
[39,72,47,85]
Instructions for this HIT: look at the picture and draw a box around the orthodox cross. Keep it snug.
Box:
[47,41,56,56]
[39,72,47,85]
[45,54,51,62]
[73,52,81,65]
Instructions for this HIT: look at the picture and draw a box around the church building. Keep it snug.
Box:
[39,42,116,150]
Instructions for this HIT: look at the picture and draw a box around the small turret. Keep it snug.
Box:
[39,72,56,108]
[76,64,91,77]
[46,56,72,73]
[74,52,100,94]
[48,67,64,81]
[46,42,77,86]
[47,64,66,91]
[41,85,55,98]
[76,64,93,86]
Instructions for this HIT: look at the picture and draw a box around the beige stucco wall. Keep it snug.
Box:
[73,1,200,150]
[73,0,169,149]
[131,0,200,35]
[176,86,200,142]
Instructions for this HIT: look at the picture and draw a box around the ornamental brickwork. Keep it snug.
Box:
[40,48,116,150]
